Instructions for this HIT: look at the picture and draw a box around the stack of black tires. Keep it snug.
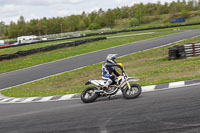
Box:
[168,45,186,60]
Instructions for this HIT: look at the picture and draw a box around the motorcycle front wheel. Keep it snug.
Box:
[81,87,99,103]
[123,84,142,99]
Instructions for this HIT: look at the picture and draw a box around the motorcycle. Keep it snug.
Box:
[81,63,142,103]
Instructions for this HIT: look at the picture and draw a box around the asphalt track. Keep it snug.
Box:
[0,29,200,90]
[1,84,200,133]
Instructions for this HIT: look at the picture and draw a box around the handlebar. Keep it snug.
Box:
[122,71,128,79]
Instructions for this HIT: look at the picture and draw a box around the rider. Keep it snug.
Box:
[102,54,120,88]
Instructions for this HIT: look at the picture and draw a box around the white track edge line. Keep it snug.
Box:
[1,82,200,104]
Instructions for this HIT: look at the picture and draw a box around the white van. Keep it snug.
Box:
[42,37,48,41]
[17,35,39,44]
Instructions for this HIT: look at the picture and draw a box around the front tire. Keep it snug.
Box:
[123,84,142,99]
[81,87,99,103]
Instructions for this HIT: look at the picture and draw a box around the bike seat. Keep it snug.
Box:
[90,80,106,86]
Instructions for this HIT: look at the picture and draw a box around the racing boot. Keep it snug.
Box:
[103,79,112,90]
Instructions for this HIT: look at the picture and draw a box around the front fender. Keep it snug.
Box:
[127,77,140,82]
[85,81,91,85]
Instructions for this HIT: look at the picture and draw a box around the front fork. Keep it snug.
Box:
[126,80,131,90]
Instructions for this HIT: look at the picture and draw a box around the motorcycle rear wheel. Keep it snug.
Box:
[123,84,142,99]
[81,87,99,103]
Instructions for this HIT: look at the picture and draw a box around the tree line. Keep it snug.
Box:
[1,0,200,39]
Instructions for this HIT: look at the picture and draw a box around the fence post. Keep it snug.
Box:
[192,43,195,56]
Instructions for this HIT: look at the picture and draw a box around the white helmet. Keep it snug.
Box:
[106,54,118,63]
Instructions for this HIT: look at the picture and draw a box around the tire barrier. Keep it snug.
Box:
[0,37,107,61]
[85,22,200,39]
[168,43,200,60]
[169,46,178,60]
[2,22,200,50]
[0,36,86,50]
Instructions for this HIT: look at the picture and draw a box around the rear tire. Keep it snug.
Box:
[81,87,99,103]
[123,84,142,99]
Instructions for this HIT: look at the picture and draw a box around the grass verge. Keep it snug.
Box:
[2,35,200,97]
[2,24,200,56]
[0,28,179,55]
[0,31,177,74]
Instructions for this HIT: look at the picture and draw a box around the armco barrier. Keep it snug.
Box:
[0,37,106,61]
[184,43,200,57]
[168,43,200,60]
[2,22,200,50]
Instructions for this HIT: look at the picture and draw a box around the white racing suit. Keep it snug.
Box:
[102,60,120,88]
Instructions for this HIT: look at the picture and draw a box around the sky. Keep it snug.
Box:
[0,0,175,25]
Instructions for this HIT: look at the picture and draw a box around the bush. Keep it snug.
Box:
[162,15,171,23]
[115,19,130,28]
[88,23,101,30]
[129,18,140,27]
[141,17,150,24]
[181,10,189,18]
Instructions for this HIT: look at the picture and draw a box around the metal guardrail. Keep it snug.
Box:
[168,43,200,60]
[184,43,200,57]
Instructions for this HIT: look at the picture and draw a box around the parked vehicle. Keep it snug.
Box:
[42,37,48,41]
[0,40,4,46]
[17,35,39,44]
[0,44,12,48]
[81,63,142,103]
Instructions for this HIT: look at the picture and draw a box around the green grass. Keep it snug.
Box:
[0,29,179,55]
[114,12,200,30]
[0,31,178,74]
[2,23,200,56]
[133,20,200,30]
[2,35,200,97]
[0,40,70,55]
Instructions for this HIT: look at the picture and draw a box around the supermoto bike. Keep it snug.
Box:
[81,63,142,103]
